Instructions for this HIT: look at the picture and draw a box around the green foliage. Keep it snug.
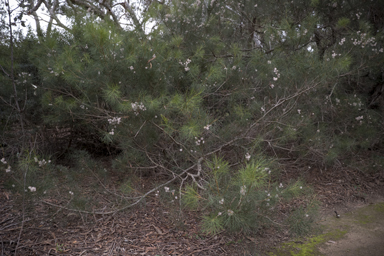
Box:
[286,203,319,237]
[183,184,201,209]
[201,214,224,235]
[184,156,315,235]
[1,0,384,238]
[337,17,350,29]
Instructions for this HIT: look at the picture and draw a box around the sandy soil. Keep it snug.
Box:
[318,196,384,256]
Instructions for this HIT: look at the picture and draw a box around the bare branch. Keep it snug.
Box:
[27,0,44,14]
[43,0,71,31]
[117,1,144,34]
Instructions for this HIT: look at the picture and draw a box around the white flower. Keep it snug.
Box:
[240,185,247,196]
[164,187,170,192]
[1,158,6,164]
[129,66,134,70]
[300,186,302,189]
[270,83,275,89]
[69,191,74,196]
[38,159,47,167]
[28,186,36,192]
[219,198,224,204]
[245,153,251,161]
[279,183,283,188]
[179,148,183,151]
[267,60,271,64]
[297,109,301,114]
[355,116,363,121]
[305,214,309,217]
[108,117,121,125]
[227,209,234,216]
[5,165,11,173]
[217,212,222,216]
[204,124,211,130]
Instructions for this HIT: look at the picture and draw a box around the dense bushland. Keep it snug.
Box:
[1,0,383,235]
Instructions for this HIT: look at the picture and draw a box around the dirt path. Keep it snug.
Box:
[270,197,384,256]
[318,199,384,256]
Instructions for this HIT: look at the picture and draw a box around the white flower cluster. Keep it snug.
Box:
[219,198,224,204]
[195,137,205,146]
[331,50,341,58]
[355,115,363,121]
[245,153,251,161]
[108,117,122,125]
[347,96,363,110]
[352,32,376,49]
[15,72,33,86]
[131,102,146,116]
[273,67,280,81]
[108,117,122,135]
[34,157,51,167]
[339,38,346,45]
[179,59,192,71]
[1,158,11,173]
[164,186,176,196]
[227,209,234,216]
[240,185,246,196]
[164,13,172,22]
[204,124,211,130]
[48,67,60,76]
[28,186,36,192]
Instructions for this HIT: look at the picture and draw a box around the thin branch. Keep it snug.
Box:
[27,0,44,14]
[42,161,198,215]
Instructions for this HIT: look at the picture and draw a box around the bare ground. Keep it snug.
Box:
[1,161,384,256]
